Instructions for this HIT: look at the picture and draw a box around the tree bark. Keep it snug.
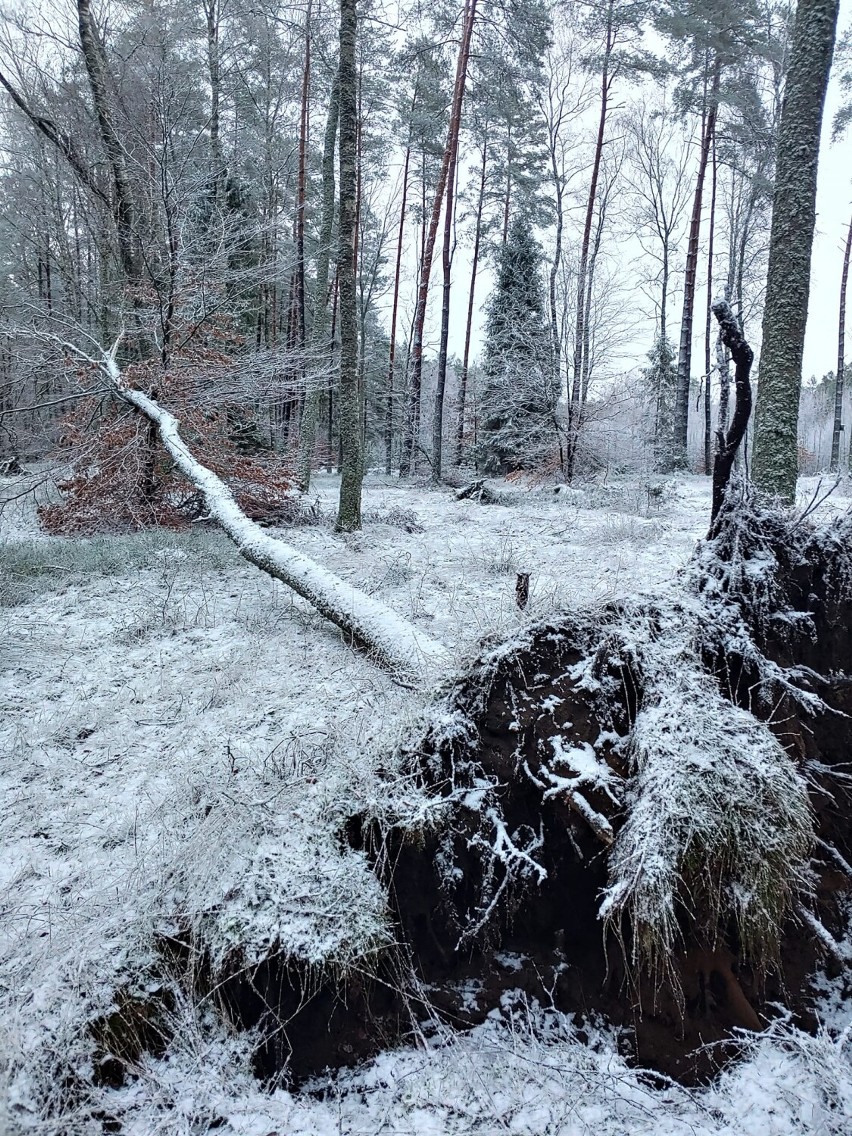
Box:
[709,301,753,534]
[203,0,225,205]
[752,0,840,500]
[76,0,139,285]
[831,212,851,472]
[672,56,720,471]
[400,0,478,477]
[567,0,613,478]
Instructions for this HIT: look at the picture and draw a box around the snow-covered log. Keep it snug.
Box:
[98,351,449,683]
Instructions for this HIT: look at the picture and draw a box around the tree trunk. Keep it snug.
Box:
[203,0,225,205]
[385,143,411,475]
[567,0,613,478]
[752,0,840,500]
[672,56,720,471]
[704,126,717,476]
[400,0,478,477]
[297,73,339,492]
[431,126,463,483]
[455,139,487,466]
[336,0,361,530]
[295,1,311,362]
[831,212,851,472]
[76,0,139,286]
[709,301,753,532]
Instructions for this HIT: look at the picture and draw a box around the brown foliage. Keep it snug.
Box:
[40,357,296,536]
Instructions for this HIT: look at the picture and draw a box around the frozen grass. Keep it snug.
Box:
[1,471,850,1135]
[0,529,238,606]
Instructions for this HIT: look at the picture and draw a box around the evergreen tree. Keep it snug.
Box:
[479,213,556,472]
[643,332,679,469]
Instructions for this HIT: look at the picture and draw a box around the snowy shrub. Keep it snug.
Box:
[593,514,664,545]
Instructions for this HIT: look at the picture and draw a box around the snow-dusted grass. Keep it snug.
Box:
[600,599,813,985]
[1,470,850,1135]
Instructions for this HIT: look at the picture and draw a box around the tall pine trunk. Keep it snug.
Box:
[431,127,463,482]
[752,0,839,499]
[703,126,717,476]
[400,0,477,477]
[455,139,487,466]
[336,0,361,531]
[385,144,411,474]
[671,57,720,471]
[830,213,851,472]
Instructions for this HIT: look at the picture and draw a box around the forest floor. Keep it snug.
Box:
[1,468,851,1135]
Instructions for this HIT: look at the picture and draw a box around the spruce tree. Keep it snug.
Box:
[479,213,555,472]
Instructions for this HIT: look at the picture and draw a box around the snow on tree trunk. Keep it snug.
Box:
[751,0,840,501]
[97,354,448,682]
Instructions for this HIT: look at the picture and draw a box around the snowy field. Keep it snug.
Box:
[1,469,851,1135]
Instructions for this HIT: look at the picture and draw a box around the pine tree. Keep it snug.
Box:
[478,213,555,472]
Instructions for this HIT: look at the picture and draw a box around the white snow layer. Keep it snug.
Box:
[1,469,850,1134]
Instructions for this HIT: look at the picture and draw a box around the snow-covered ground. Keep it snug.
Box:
[1,470,850,1135]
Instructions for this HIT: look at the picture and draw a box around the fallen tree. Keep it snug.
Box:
[59,335,449,684]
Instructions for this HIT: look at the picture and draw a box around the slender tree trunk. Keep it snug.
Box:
[831,213,851,472]
[297,73,339,492]
[548,146,564,382]
[295,2,311,362]
[328,270,339,471]
[431,122,464,482]
[672,56,720,471]
[76,0,139,286]
[386,140,412,474]
[566,0,613,481]
[752,0,840,499]
[704,125,717,476]
[400,0,478,477]
[336,0,361,531]
[203,0,225,205]
[455,139,487,466]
